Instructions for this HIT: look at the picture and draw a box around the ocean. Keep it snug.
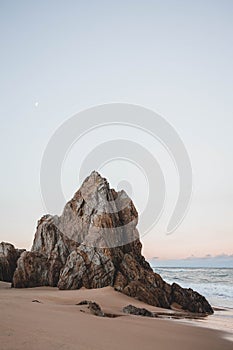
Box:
[152,267,233,339]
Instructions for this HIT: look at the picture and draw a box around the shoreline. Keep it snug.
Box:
[184,305,233,343]
[0,281,232,350]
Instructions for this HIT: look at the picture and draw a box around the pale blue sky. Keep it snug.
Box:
[0,1,233,260]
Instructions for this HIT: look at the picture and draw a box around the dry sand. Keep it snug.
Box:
[0,281,232,350]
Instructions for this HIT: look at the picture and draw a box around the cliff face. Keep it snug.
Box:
[12,171,213,314]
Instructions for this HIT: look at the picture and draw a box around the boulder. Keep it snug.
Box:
[171,283,214,314]
[0,242,24,282]
[12,251,49,288]
[88,302,105,317]
[76,300,110,317]
[12,216,78,287]
[123,304,155,317]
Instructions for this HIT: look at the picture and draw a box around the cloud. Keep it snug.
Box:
[149,253,233,268]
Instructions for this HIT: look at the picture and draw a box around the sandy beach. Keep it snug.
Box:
[0,282,232,350]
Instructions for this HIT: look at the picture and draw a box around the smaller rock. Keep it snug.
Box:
[88,302,105,317]
[32,300,42,303]
[122,304,155,317]
[171,283,214,314]
[76,300,105,317]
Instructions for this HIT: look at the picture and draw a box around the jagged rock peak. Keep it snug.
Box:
[73,171,112,202]
[58,170,138,248]
[81,170,110,190]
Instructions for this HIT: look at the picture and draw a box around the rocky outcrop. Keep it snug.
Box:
[170,283,213,314]
[12,216,78,288]
[12,171,214,314]
[0,242,24,282]
[13,251,49,288]
[122,305,210,320]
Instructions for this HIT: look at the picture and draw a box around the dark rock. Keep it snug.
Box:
[0,242,25,282]
[123,304,155,317]
[12,217,79,288]
[88,302,105,317]
[12,251,49,288]
[76,300,105,317]
[171,283,213,314]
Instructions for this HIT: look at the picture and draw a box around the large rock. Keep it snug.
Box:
[171,283,213,314]
[12,216,79,287]
[58,245,115,289]
[13,251,49,288]
[12,171,213,314]
[0,242,24,282]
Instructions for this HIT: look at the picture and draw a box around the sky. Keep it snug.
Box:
[149,254,233,268]
[0,1,233,263]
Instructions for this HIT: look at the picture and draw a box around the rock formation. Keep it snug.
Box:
[0,242,24,282]
[12,216,78,288]
[12,171,213,314]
